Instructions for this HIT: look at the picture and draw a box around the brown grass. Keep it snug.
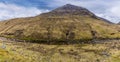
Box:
[0,39,120,62]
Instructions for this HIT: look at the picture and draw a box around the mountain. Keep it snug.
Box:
[40,4,95,16]
[0,4,120,44]
[40,4,112,24]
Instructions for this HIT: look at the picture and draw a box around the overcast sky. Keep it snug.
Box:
[0,0,120,23]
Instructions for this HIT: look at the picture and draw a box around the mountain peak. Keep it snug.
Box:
[41,4,95,16]
[63,4,73,6]
[61,4,81,8]
[52,4,87,13]
[65,4,73,6]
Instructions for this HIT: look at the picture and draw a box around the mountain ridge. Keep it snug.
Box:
[40,4,113,24]
[41,4,95,16]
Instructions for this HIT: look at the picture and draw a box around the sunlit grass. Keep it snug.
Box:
[0,40,120,62]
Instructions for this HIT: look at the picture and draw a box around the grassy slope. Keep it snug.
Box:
[0,16,119,42]
[0,40,120,62]
[0,48,26,62]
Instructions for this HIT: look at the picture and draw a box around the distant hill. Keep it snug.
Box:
[118,22,120,24]
[0,4,120,44]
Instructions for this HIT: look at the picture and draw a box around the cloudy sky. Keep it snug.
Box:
[0,0,120,23]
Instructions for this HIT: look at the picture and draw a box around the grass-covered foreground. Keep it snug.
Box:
[0,47,27,62]
[0,40,120,62]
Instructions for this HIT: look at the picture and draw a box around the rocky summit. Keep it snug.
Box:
[41,4,95,17]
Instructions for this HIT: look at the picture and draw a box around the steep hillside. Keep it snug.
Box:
[0,4,120,43]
